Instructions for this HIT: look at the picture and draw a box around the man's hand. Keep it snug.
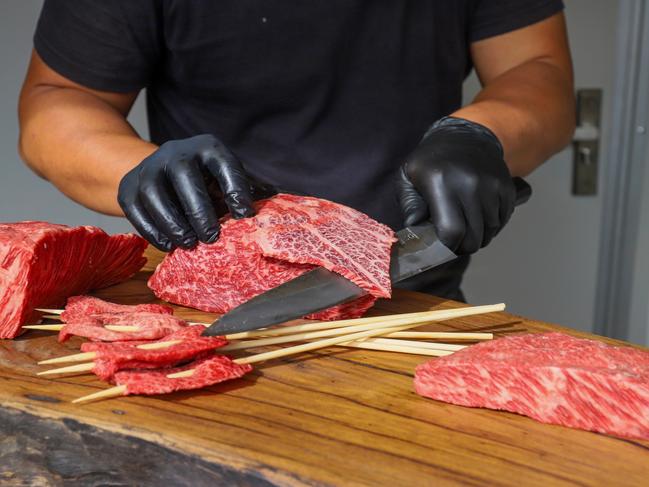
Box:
[396,117,516,255]
[118,134,256,251]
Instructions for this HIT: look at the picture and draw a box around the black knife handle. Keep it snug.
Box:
[513,177,532,207]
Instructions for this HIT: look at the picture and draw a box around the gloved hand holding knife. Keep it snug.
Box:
[396,116,520,255]
[202,117,531,335]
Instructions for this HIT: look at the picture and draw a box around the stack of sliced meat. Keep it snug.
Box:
[0,222,148,338]
[80,326,228,381]
[414,332,649,440]
[148,194,396,320]
[54,296,247,395]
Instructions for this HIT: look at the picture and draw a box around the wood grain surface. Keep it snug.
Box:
[1,248,648,486]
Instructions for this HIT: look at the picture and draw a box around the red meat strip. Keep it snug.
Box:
[62,295,172,322]
[0,222,147,338]
[307,294,377,321]
[114,355,252,396]
[80,326,211,353]
[93,358,176,382]
[93,350,218,382]
[414,332,649,440]
[59,312,188,342]
[148,194,396,320]
[253,194,395,297]
[79,326,227,381]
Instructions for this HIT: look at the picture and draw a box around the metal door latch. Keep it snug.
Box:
[572,89,602,195]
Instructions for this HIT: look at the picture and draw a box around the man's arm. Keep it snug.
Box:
[18,50,157,216]
[453,13,575,176]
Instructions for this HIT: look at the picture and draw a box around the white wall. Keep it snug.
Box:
[462,0,619,334]
[0,0,147,235]
[627,126,649,346]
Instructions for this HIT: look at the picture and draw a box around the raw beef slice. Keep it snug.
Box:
[414,332,649,440]
[114,355,253,395]
[59,312,188,342]
[81,326,227,381]
[61,295,173,322]
[0,222,148,338]
[148,194,396,320]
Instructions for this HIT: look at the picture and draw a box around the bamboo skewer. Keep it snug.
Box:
[220,303,503,351]
[47,342,445,378]
[70,302,504,403]
[38,362,95,376]
[28,305,503,361]
[39,339,186,365]
[36,304,502,365]
[25,324,494,343]
[24,324,139,333]
[39,336,463,368]
[35,307,498,339]
[73,385,128,402]
[34,308,207,326]
[40,352,97,365]
[165,303,504,370]
[356,338,465,351]
[40,304,500,364]
[226,309,456,340]
[71,329,453,402]
[340,341,454,356]
[23,325,66,331]
[35,308,63,314]
[386,331,492,340]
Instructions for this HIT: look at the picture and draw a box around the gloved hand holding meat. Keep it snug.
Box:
[396,116,517,255]
[117,134,259,252]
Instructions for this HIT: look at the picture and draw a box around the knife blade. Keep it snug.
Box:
[203,178,531,336]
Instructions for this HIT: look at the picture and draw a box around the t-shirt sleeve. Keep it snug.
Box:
[469,0,565,43]
[34,0,161,93]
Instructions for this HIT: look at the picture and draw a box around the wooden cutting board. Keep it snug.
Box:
[1,248,648,486]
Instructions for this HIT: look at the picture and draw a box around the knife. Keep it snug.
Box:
[203,178,531,336]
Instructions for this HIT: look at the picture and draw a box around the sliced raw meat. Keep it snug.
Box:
[150,231,314,315]
[80,326,227,380]
[253,194,395,297]
[113,355,252,395]
[93,350,218,382]
[59,312,188,342]
[93,358,176,382]
[307,294,377,321]
[0,222,147,338]
[62,295,172,322]
[80,326,212,353]
[414,332,649,440]
[148,194,396,320]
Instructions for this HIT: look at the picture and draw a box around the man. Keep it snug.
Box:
[18,1,574,300]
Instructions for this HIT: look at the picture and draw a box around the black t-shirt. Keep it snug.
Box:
[35,0,563,231]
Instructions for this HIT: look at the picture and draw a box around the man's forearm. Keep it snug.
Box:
[19,85,156,216]
[453,58,575,177]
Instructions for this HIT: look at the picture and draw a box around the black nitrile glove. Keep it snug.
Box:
[397,116,516,255]
[118,134,272,251]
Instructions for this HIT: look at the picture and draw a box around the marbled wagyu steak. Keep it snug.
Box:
[415,332,649,440]
[148,194,396,320]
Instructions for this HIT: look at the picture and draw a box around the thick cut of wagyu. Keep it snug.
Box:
[148,194,396,320]
[0,222,147,338]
